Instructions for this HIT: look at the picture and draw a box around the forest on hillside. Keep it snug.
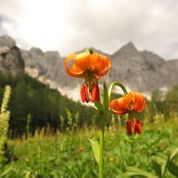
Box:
[0,73,178,137]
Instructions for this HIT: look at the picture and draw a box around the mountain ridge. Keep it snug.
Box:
[0,35,178,100]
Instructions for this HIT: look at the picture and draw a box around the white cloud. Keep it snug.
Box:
[0,0,178,59]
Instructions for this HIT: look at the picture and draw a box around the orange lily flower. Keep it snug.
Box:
[65,49,111,80]
[109,91,145,135]
[65,49,111,103]
[109,92,145,115]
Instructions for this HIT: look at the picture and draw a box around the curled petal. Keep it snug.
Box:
[64,50,111,80]
[90,54,112,79]
[109,92,145,114]
[75,52,90,72]
[96,55,112,77]
[128,92,145,112]
[109,98,128,115]
[64,54,85,78]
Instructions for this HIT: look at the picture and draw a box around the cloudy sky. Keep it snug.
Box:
[0,0,178,59]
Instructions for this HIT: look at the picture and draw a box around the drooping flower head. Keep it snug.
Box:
[65,48,111,80]
[109,92,145,115]
[65,49,111,103]
[109,91,145,135]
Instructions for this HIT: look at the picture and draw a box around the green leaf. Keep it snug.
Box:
[162,157,170,177]
[170,148,178,161]
[103,82,108,110]
[0,164,16,177]
[94,102,104,112]
[152,155,168,177]
[89,138,99,165]
[167,161,178,177]
[152,160,162,178]
[125,167,158,178]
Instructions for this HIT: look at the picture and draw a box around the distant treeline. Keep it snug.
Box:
[0,73,99,137]
[0,73,178,137]
[147,85,178,121]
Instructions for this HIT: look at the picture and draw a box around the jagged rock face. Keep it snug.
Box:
[0,35,16,48]
[21,48,81,87]
[159,59,178,85]
[0,35,24,76]
[1,35,178,99]
[110,43,178,92]
[109,43,167,92]
[22,40,178,95]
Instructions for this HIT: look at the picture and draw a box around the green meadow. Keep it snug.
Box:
[0,73,178,178]
[1,122,178,178]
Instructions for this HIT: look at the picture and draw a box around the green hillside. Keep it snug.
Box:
[0,73,98,137]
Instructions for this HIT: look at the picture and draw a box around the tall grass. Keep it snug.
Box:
[0,120,177,177]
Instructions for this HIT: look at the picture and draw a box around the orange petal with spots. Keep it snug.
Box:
[64,50,111,79]
[74,52,90,72]
[64,54,85,78]
[109,98,128,115]
[109,92,145,114]
[93,54,112,79]
[128,92,145,112]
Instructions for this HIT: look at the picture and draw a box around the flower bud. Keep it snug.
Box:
[126,119,133,135]
[91,84,100,103]
[80,84,89,103]
[133,119,142,134]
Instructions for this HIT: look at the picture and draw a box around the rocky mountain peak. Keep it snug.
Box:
[0,35,16,48]
[0,36,24,76]
[29,47,44,55]
[120,41,137,52]
[113,41,137,56]
[112,42,138,57]
[1,35,178,100]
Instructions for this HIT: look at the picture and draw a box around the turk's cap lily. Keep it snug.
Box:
[109,92,145,115]
[64,49,111,80]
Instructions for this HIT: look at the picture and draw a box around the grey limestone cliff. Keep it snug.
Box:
[0,35,24,76]
[1,35,178,98]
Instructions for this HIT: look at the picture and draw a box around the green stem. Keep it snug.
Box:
[108,81,128,101]
[128,112,134,120]
[99,117,105,178]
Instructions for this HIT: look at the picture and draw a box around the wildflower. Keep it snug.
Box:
[79,147,84,152]
[109,92,145,114]
[109,92,145,135]
[65,49,111,103]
